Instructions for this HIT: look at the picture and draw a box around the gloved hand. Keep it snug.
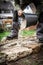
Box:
[18,9,23,16]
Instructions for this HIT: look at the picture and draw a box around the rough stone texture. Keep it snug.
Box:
[22,41,39,49]
[0,36,42,64]
[7,46,43,65]
[2,46,32,62]
[0,52,7,65]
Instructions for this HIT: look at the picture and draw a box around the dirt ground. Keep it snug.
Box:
[2,35,43,65]
[8,46,43,65]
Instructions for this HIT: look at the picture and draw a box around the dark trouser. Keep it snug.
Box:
[11,21,20,36]
[7,10,20,39]
[11,10,20,37]
[37,12,43,42]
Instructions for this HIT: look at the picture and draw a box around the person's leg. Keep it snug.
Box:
[37,12,43,43]
[7,10,20,40]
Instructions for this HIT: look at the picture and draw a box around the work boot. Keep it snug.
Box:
[7,22,20,40]
[7,30,18,40]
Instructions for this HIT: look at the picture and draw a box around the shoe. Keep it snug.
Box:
[7,31,18,40]
[7,35,18,40]
[38,39,43,43]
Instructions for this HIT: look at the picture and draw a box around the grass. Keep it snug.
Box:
[0,31,10,41]
[0,30,36,41]
[21,30,36,37]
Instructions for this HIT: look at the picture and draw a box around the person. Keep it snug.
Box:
[7,9,26,40]
[7,0,43,42]
[37,12,43,43]
[14,0,43,43]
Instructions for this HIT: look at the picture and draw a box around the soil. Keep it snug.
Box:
[0,35,43,65]
[7,46,43,65]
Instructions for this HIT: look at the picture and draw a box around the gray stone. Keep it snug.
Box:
[0,53,7,63]
[2,46,32,61]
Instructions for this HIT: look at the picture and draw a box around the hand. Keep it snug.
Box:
[18,9,23,16]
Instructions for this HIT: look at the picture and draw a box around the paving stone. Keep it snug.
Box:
[1,46,32,61]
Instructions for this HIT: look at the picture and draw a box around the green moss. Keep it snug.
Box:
[21,30,36,37]
[0,30,36,40]
[0,31,10,41]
